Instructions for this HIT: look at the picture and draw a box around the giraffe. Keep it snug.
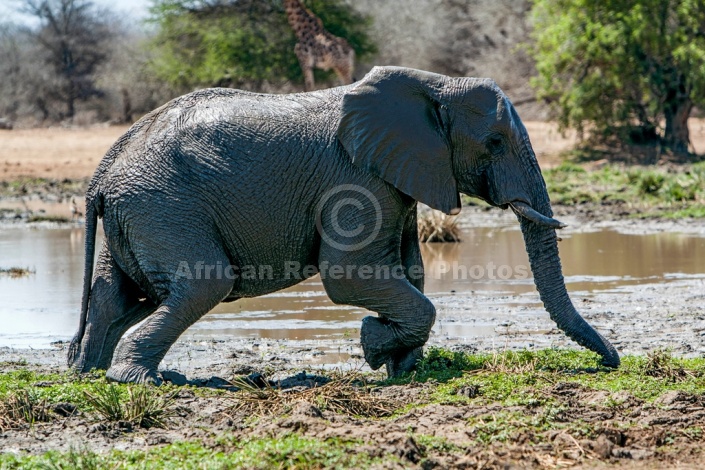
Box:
[283,0,356,91]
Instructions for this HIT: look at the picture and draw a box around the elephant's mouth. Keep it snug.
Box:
[509,200,567,229]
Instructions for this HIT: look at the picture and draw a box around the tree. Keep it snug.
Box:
[0,23,25,121]
[530,0,705,155]
[147,0,376,92]
[22,0,113,120]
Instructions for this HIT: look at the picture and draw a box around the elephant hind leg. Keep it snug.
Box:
[70,245,157,373]
[106,259,234,384]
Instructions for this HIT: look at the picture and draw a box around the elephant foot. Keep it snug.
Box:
[360,316,405,370]
[67,336,82,369]
[67,336,113,373]
[106,363,163,385]
[385,347,423,378]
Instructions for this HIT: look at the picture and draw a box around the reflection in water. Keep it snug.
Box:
[0,227,86,346]
[0,225,703,347]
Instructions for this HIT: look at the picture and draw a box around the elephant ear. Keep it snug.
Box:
[337,66,460,215]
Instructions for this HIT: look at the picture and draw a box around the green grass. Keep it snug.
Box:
[389,347,705,406]
[385,348,705,446]
[1,349,703,466]
[0,370,91,407]
[0,435,397,469]
[0,369,180,426]
[542,161,705,217]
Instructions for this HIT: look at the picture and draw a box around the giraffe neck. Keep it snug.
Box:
[283,0,324,39]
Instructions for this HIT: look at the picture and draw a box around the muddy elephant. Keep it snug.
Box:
[68,66,619,384]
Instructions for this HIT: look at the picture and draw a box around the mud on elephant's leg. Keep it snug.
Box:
[69,246,156,372]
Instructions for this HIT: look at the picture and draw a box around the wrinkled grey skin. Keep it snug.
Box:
[68,66,620,384]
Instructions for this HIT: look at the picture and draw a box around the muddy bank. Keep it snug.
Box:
[462,202,705,236]
[1,348,704,469]
[1,270,702,380]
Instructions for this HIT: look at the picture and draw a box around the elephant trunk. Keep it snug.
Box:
[515,141,619,367]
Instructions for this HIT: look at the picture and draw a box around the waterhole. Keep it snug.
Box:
[0,224,703,348]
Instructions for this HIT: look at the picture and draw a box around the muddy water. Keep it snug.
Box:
[0,225,703,348]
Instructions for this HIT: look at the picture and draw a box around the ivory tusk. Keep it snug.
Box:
[510,201,567,229]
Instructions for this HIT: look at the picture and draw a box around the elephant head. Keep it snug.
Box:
[337,66,620,367]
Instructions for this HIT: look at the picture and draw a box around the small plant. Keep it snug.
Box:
[662,177,700,202]
[642,349,693,382]
[124,386,178,428]
[483,350,539,374]
[0,389,52,429]
[84,383,123,421]
[417,210,461,243]
[634,171,665,195]
[411,347,483,382]
[84,383,177,428]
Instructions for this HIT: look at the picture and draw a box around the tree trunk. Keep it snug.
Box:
[663,75,692,155]
[121,88,133,124]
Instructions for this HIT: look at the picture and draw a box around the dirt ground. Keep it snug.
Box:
[1,343,704,469]
[0,125,125,181]
[2,119,705,182]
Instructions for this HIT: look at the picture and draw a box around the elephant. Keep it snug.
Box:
[68,66,620,384]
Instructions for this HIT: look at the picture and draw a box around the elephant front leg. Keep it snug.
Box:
[322,263,436,374]
[356,285,435,371]
[382,205,426,376]
[317,195,433,376]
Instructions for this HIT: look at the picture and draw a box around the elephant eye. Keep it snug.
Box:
[486,136,505,156]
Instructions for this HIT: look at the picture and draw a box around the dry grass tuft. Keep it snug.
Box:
[228,374,401,419]
[0,390,52,430]
[643,349,694,382]
[0,266,35,278]
[417,210,461,243]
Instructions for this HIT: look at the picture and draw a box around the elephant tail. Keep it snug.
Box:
[68,197,99,365]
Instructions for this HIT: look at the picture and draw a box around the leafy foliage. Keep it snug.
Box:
[529,0,705,154]
[147,0,376,91]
